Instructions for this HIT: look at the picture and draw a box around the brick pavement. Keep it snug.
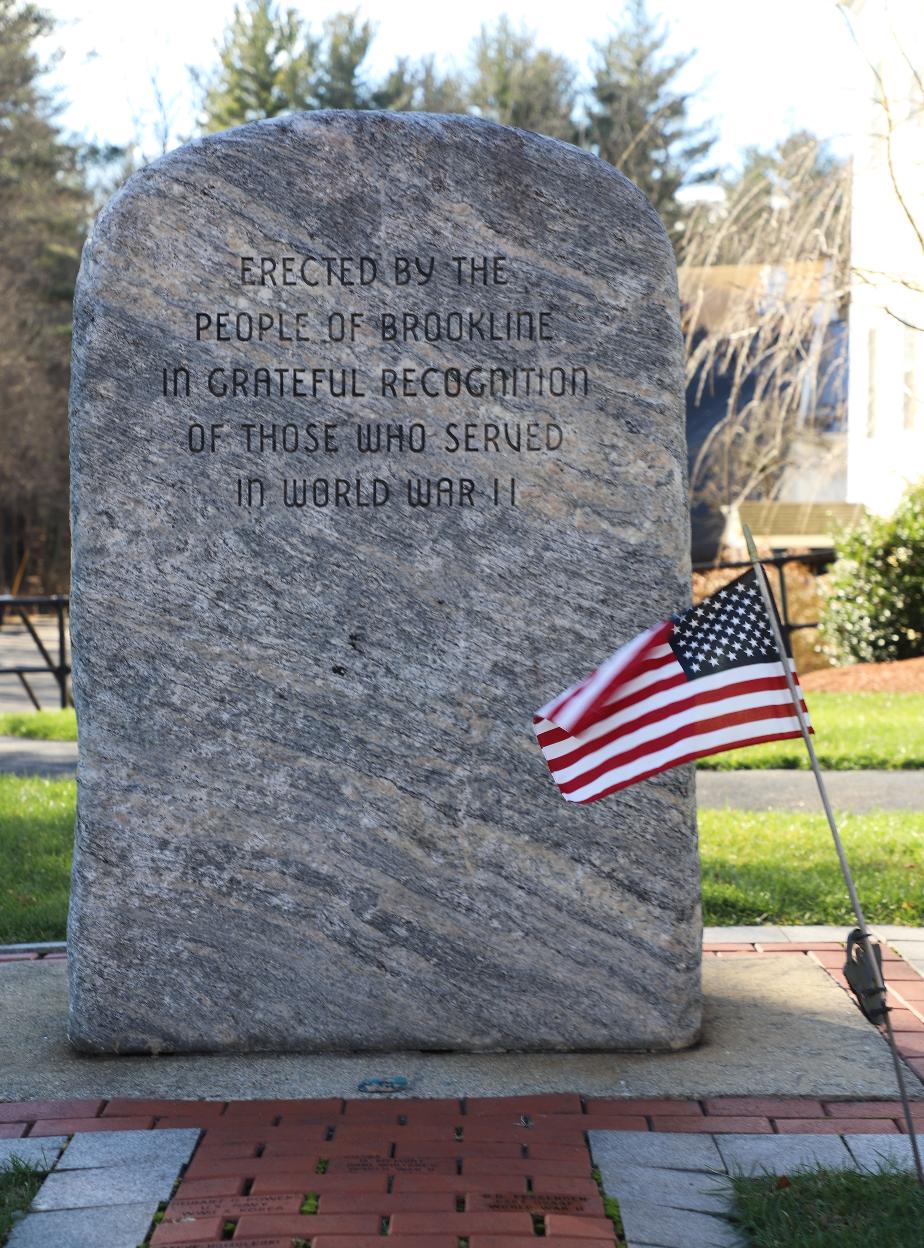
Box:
[3,1090,924,1246]
[1,934,923,1244]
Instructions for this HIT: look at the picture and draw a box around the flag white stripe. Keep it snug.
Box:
[540,658,806,757]
[562,713,805,802]
[641,644,675,661]
[542,680,805,771]
[595,652,802,715]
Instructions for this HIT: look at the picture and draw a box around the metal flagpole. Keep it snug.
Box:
[742,524,924,1188]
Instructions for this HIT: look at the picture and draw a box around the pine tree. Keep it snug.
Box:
[199,0,319,132]
[199,3,464,126]
[314,12,374,110]
[366,57,413,112]
[586,0,714,234]
[0,0,91,589]
[468,17,577,143]
[413,56,468,115]
[370,55,468,114]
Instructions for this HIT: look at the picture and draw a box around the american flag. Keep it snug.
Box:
[534,570,810,804]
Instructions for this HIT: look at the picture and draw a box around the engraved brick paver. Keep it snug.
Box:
[165,1194,305,1220]
[316,1191,457,1212]
[233,1213,385,1236]
[150,1215,226,1245]
[312,1240,457,1248]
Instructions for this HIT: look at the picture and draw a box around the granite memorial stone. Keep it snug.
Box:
[68,111,700,1054]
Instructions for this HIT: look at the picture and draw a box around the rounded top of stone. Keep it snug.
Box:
[92,108,671,262]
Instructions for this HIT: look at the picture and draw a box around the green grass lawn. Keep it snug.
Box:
[698,692,924,770]
[700,808,924,925]
[1,776,921,940]
[730,1163,924,1248]
[0,708,76,742]
[0,777,75,943]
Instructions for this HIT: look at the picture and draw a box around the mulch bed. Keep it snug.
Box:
[802,657,924,693]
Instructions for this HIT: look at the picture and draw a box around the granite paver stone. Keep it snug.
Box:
[607,1163,734,1214]
[617,1198,746,1248]
[589,1129,724,1174]
[6,1202,160,1248]
[714,1133,857,1176]
[0,1138,67,1169]
[32,1164,180,1210]
[57,1127,199,1170]
[844,1132,924,1171]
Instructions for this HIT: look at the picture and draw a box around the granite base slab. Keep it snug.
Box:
[0,956,913,1100]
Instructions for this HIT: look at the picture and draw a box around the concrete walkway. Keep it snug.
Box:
[0,736,77,777]
[697,767,924,811]
[1,931,923,1247]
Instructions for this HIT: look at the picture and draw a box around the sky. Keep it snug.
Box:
[38,0,867,172]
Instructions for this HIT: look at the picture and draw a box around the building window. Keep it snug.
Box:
[867,327,877,437]
[904,325,917,431]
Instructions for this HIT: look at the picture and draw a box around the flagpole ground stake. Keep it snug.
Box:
[742,524,924,1189]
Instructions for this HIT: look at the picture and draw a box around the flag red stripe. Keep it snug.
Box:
[557,622,674,735]
[541,674,808,767]
[533,570,813,804]
[571,622,675,714]
[536,667,688,746]
[569,728,805,803]
[555,701,807,793]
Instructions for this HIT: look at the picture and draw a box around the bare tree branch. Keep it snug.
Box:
[679,133,850,545]
[838,3,924,259]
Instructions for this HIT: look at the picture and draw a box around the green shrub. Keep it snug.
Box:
[820,481,924,664]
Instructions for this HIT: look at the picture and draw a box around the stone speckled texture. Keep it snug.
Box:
[68,110,697,1055]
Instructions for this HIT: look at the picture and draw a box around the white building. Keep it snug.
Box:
[846,0,924,514]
